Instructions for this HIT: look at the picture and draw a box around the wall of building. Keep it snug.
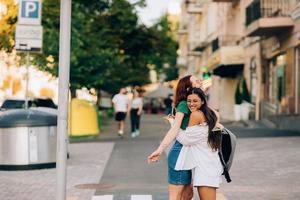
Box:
[177,0,300,127]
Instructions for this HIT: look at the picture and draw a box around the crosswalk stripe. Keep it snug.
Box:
[92,195,113,200]
[92,193,225,200]
[131,195,152,200]
[92,195,152,200]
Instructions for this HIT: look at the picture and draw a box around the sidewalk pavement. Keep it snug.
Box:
[219,136,300,200]
[0,142,114,200]
[1,114,300,200]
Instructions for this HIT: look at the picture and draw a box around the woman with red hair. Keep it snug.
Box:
[148,75,208,200]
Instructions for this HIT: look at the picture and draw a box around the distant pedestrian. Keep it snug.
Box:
[130,90,143,138]
[164,94,173,115]
[112,88,130,137]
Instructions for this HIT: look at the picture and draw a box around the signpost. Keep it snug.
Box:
[18,0,41,25]
[56,0,71,200]
[15,1,71,199]
[16,0,43,52]
[15,25,43,51]
[15,0,43,109]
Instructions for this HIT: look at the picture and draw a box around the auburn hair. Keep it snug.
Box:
[174,75,193,107]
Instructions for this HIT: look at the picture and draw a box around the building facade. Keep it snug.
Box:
[177,0,300,130]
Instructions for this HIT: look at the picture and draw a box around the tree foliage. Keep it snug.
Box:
[147,15,179,81]
[0,0,17,52]
[0,0,178,94]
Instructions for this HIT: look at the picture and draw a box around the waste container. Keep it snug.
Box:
[0,109,57,170]
[69,98,100,137]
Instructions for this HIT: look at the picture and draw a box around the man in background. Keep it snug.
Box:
[163,94,173,115]
[112,88,130,137]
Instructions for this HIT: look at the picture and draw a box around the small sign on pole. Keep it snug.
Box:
[15,25,43,51]
[16,0,43,52]
[18,0,42,25]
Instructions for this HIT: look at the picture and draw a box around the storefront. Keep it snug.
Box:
[262,47,298,117]
[268,54,286,113]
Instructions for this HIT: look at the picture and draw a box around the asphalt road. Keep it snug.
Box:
[88,114,300,200]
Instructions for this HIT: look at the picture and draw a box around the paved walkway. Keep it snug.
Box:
[93,114,300,200]
[0,143,114,200]
[219,137,300,200]
[1,114,300,200]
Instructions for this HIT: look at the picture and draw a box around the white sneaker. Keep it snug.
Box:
[135,130,140,136]
[131,132,137,138]
[118,130,124,137]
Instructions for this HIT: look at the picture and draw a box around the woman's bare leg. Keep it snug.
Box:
[197,186,216,200]
[169,184,185,200]
[181,184,193,200]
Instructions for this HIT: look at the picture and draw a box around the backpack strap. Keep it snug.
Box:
[223,168,232,183]
[218,152,232,183]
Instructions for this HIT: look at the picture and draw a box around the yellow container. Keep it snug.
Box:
[69,98,100,137]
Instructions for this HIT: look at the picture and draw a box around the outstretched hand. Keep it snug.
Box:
[147,149,162,163]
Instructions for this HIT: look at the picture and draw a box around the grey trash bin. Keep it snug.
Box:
[0,109,57,170]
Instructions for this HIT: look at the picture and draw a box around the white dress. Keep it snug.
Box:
[175,124,223,187]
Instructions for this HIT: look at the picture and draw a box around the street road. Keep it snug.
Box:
[91,114,300,200]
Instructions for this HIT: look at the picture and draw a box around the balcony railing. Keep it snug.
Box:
[246,0,293,26]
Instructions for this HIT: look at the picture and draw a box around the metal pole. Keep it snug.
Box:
[56,0,71,199]
[25,52,30,109]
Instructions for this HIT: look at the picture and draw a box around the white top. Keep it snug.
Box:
[131,97,143,109]
[112,94,129,112]
[175,124,222,173]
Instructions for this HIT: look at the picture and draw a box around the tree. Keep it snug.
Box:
[0,0,17,52]
[0,0,178,97]
[81,0,151,94]
[33,0,151,95]
[146,14,179,81]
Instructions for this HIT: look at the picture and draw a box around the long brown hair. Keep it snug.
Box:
[174,75,192,106]
[187,88,220,151]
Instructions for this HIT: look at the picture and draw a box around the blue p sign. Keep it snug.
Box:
[21,1,39,18]
[18,0,41,25]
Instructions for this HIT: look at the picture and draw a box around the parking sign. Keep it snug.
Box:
[18,0,41,25]
[15,25,43,51]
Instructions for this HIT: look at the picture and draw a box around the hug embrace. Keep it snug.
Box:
[148,75,236,200]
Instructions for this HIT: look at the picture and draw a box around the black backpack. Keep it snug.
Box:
[218,128,237,183]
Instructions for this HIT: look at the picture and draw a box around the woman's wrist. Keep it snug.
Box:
[157,146,164,154]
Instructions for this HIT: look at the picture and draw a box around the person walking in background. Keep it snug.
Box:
[164,94,173,115]
[130,90,143,138]
[112,88,130,137]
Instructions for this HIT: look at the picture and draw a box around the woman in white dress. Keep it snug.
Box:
[175,87,223,200]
